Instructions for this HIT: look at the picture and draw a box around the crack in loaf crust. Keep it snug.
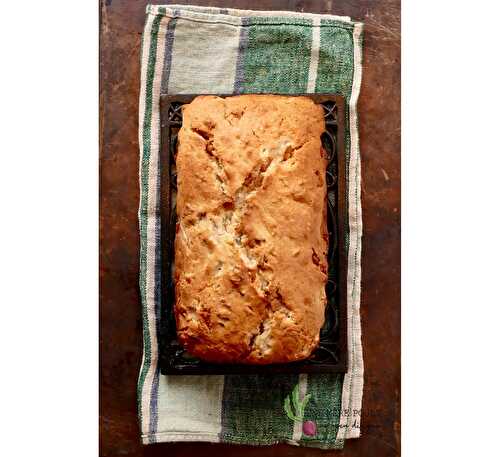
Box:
[174,95,328,364]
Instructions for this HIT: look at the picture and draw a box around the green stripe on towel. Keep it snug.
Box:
[241,18,313,94]
[221,375,298,444]
[137,12,164,425]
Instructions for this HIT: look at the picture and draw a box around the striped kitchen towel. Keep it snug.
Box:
[138,4,363,449]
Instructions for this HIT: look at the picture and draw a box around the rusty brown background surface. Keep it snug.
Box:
[99,1,401,456]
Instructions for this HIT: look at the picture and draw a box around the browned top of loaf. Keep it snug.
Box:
[174,95,328,364]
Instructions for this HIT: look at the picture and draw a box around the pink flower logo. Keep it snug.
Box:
[283,383,317,437]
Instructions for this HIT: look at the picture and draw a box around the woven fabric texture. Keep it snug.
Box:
[137,4,364,449]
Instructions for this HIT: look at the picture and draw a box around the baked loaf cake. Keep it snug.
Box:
[174,95,328,364]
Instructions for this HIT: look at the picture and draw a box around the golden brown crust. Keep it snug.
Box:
[174,95,328,364]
